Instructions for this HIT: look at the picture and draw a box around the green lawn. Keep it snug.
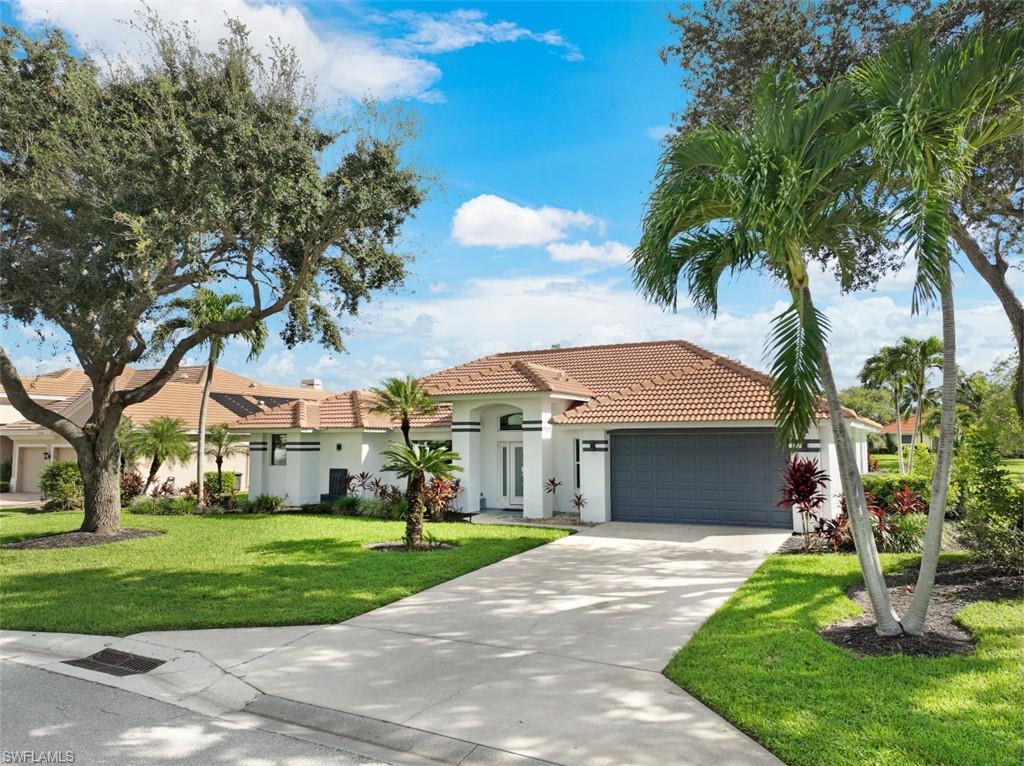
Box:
[664,553,1023,766]
[872,452,1024,484]
[0,510,567,635]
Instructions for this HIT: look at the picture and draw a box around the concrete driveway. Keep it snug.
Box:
[138,522,789,766]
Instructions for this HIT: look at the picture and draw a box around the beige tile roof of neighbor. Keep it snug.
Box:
[2,365,336,433]
[233,389,454,431]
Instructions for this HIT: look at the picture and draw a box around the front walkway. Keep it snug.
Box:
[137,523,789,766]
[0,492,42,509]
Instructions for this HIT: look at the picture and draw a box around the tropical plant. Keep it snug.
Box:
[545,477,563,512]
[851,24,1024,634]
[571,492,587,513]
[132,417,192,494]
[203,425,247,501]
[245,494,287,514]
[0,17,424,535]
[633,68,903,633]
[155,290,266,504]
[424,476,457,520]
[115,416,142,473]
[370,376,437,448]
[355,472,374,493]
[897,336,943,470]
[381,442,462,548]
[120,470,144,504]
[39,460,84,511]
[860,344,913,473]
[778,456,829,548]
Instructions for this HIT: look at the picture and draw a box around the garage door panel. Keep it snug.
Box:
[611,430,790,528]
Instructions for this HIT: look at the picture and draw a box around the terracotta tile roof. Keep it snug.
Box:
[422,340,709,397]
[880,416,926,434]
[422,358,593,398]
[232,389,454,431]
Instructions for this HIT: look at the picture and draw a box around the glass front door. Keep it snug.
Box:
[499,441,524,507]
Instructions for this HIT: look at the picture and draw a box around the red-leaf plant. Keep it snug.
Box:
[778,455,829,548]
[889,485,925,515]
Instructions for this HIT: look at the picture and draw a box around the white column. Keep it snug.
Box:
[247,435,266,496]
[451,403,481,512]
[579,429,610,523]
[522,398,553,518]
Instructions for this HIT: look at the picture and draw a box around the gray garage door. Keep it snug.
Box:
[610,430,791,527]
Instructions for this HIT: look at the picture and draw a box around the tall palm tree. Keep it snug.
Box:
[381,442,462,548]
[204,424,247,498]
[157,289,266,504]
[133,417,192,494]
[370,375,437,448]
[898,336,943,471]
[859,345,912,473]
[852,24,1024,634]
[633,69,903,634]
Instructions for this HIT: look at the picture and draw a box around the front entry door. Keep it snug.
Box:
[499,442,524,507]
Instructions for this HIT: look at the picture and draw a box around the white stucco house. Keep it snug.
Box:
[237,340,879,531]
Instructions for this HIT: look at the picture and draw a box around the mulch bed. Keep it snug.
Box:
[365,541,455,552]
[819,560,1021,658]
[2,528,164,550]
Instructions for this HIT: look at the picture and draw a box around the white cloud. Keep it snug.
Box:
[14,1,443,102]
[256,351,296,382]
[546,240,632,265]
[647,125,673,141]
[451,194,600,248]
[388,9,582,61]
[428,281,448,294]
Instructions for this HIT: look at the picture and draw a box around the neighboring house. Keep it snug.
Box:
[237,340,879,532]
[0,367,335,494]
[880,416,938,451]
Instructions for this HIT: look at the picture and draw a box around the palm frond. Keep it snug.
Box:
[766,301,830,445]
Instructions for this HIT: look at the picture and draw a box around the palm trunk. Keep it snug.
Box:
[144,457,162,494]
[405,473,425,548]
[78,434,122,535]
[196,357,215,508]
[819,347,903,636]
[893,388,906,474]
[908,373,925,472]
[902,276,956,634]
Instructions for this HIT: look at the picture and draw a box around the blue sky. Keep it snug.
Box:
[3,0,1018,390]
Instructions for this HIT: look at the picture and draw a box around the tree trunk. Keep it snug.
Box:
[196,357,215,508]
[908,383,924,473]
[405,473,425,548]
[144,457,162,494]
[216,456,224,497]
[893,388,906,474]
[401,417,412,448]
[952,223,1023,419]
[819,348,903,636]
[902,276,957,634]
[78,436,122,535]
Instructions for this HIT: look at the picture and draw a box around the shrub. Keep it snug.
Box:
[332,495,362,516]
[130,496,197,515]
[885,511,928,553]
[0,459,11,483]
[151,477,177,497]
[121,470,144,504]
[778,456,829,546]
[359,498,407,520]
[245,493,287,513]
[910,444,935,479]
[234,492,248,507]
[39,461,84,511]
[956,435,1024,573]
[0,480,9,493]
[861,474,930,507]
[425,477,458,520]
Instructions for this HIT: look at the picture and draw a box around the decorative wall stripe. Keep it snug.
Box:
[520,426,543,432]
[521,419,543,425]
[451,421,481,426]
[249,447,267,452]
[451,427,481,433]
[581,439,609,453]
[288,441,321,446]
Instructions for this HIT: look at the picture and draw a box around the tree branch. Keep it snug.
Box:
[0,348,86,445]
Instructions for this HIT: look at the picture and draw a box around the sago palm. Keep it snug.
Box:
[852,24,1024,633]
[156,289,267,504]
[859,345,913,473]
[370,375,437,448]
[133,416,192,494]
[633,68,904,634]
[381,442,462,548]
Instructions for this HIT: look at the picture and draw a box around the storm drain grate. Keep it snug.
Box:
[63,648,166,676]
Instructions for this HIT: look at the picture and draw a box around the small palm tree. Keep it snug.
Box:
[381,442,462,548]
[898,336,943,471]
[156,289,267,504]
[860,344,913,473]
[633,68,903,635]
[115,416,142,473]
[133,417,193,494]
[370,375,437,448]
[204,424,247,497]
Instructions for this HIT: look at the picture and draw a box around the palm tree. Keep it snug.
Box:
[898,336,943,471]
[852,25,1024,634]
[859,345,912,473]
[370,375,437,448]
[157,289,266,505]
[633,69,903,634]
[133,417,192,494]
[115,416,142,473]
[204,424,247,498]
[380,442,462,548]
